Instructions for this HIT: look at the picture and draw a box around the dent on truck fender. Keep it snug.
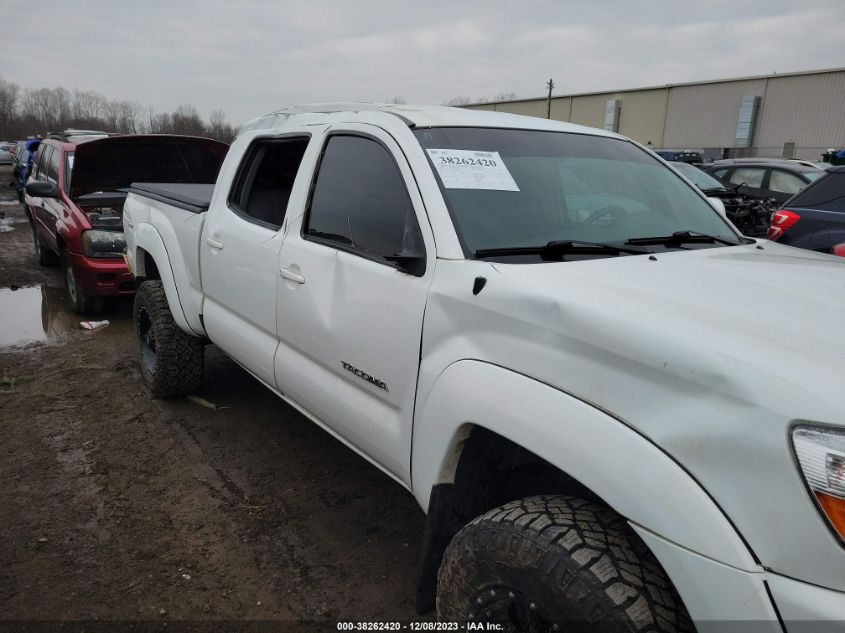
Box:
[411,359,758,572]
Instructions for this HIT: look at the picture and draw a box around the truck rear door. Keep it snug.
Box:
[200,134,312,385]
[274,125,435,486]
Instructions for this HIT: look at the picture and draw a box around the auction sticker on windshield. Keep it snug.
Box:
[426,149,519,191]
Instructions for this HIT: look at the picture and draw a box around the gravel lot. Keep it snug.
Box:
[0,166,426,631]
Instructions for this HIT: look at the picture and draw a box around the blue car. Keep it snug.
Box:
[12,138,40,202]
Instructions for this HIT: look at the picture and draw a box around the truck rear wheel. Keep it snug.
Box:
[133,280,203,397]
[437,495,693,632]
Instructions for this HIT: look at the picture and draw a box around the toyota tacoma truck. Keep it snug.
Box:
[123,104,845,631]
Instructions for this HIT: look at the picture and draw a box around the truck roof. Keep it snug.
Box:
[240,102,620,139]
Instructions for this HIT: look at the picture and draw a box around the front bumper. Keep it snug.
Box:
[634,525,845,632]
[68,252,135,297]
[768,573,845,632]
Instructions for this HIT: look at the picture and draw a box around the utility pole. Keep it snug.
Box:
[546,78,554,119]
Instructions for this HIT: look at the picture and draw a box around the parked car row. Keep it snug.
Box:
[703,158,826,205]
[662,152,845,255]
[22,132,228,313]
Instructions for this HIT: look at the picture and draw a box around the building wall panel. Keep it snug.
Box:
[570,93,609,130]
[615,89,669,146]
[491,99,546,118]
[663,79,767,149]
[461,69,845,159]
[755,71,845,159]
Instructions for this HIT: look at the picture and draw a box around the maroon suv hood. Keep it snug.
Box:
[70,135,229,200]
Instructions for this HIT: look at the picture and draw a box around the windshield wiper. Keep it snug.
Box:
[474,240,651,260]
[626,230,741,247]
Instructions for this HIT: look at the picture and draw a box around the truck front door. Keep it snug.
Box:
[275,126,434,485]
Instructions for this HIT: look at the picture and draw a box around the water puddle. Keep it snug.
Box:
[0,210,28,232]
[0,286,134,347]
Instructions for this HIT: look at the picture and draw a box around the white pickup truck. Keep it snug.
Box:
[123,103,845,631]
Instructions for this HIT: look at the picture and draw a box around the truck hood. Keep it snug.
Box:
[70,135,229,200]
[426,241,845,431]
[489,242,845,413]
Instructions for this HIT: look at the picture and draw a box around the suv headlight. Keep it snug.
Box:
[792,424,845,540]
[82,230,126,259]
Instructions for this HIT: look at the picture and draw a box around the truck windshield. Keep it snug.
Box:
[414,127,739,257]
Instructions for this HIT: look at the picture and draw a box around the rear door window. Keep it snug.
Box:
[46,147,61,185]
[227,137,310,230]
[729,167,765,188]
[769,170,807,195]
[34,146,51,181]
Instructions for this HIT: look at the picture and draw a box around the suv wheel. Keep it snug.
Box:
[437,495,693,632]
[62,252,101,314]
[133,280,203,397]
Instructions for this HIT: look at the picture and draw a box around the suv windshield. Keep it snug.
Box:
[415,128,739,257]
[671,161,725,191]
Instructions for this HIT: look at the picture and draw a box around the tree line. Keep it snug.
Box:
[0,78,237,143]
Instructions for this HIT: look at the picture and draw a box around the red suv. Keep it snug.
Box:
[25,134,228,313]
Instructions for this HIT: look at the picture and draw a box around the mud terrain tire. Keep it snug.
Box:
[437,495,693,632]
[133,280,203,397]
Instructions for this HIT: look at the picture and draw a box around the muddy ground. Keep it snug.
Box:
[0,166,426,631]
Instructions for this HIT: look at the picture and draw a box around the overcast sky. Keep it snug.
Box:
[1,0,843,125]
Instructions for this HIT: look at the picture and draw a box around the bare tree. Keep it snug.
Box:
[49,87,71,127]
[387,96,406,104]
[149,112,172,134]
[72,90,105,127]
[207,108,235,142]
[0,79,19,139]
[1,76,237,142]
[21,88,54,130]
[444,96,473,106]
[171,104,206,136]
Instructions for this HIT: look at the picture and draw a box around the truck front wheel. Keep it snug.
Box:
[437,495,692,632]
[133,280,203,397]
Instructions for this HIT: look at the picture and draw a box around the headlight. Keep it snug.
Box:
[792,424,845,541]
[82,230,126,259]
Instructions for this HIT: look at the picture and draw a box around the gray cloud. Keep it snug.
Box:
[1,0,842,125]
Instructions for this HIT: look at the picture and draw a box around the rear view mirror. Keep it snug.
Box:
[25,181,60,199]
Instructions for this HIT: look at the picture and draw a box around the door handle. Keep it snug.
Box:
[206,236,224,250]
[279,267,305,284]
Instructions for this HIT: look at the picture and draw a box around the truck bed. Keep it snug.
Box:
[129,183,215,214]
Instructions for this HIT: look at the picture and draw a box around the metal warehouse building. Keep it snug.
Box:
[463,67,845,161]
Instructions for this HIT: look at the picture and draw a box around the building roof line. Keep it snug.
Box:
[466,66,845,107]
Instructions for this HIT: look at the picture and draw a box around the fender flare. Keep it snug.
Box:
[131,223,198,335]
[411,359,758,571]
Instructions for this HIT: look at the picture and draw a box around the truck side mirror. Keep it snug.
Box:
[25,180,60,199]
[385,250,426,277]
